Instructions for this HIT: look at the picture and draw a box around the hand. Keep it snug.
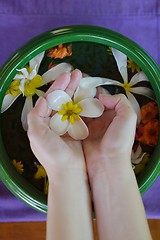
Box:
[82,93,137,180]
[27,69,86,179]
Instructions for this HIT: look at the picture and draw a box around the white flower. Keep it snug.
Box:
[131,145,147,165]
[46,88,104,140]
[2,52,72,130]
[78,49,154,123]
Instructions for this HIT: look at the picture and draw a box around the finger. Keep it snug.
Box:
[65,69,82,97]
[43,72,71,98]
[99,94,137,143]
[27,97,50,139]
[99,93,136,119]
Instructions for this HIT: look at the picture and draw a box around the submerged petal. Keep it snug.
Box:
[119,66,128,83]
[42,63,73,85]
[112,48,127,69]
[46,90,72,110]
[126,91,141,123]
[129,71,149,86]
[1,93,21,112]
[130,86,154,98]
[21,97,33,131]
[68,118,89,140]
[79,98,104,117]
[29,52,45,72]
[50,113,69,135]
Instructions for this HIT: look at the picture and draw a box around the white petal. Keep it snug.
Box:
[75,76,120,102]
[28,65,37,79]
[79,77,119,89]
[97,86,111,95]
[35,89,44,97]
[130,86,154,98]
[42,63,73,85]
[1,93,21,112]
[79,98,104,117]
[68,118,89,140]
[126,91,141,123]
[131,145,142,160]
[132,152,146,164]
[14,68,29,79]
[46,90,72,110]
[74,85,96,102]
[29,51,45,72]
[112,48,127,69]
[129,71,149,86]
[21,97,33,131]
[119,66,128,83]
[19,78,26,94]
[49,113,69,135]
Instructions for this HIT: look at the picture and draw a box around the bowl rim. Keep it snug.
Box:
[0,25,160,213]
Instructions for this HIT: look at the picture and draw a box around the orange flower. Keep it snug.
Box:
[137,119,159,147]
[47,44,72,59]
[141,101,158,124]
[48,62,58,70]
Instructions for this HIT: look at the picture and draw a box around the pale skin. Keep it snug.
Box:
[27,69,152,240]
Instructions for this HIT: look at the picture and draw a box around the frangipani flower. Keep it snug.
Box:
[78,48,154,123]
[2,51,72,130]
[46,89,104,140]
[131,145,147,165]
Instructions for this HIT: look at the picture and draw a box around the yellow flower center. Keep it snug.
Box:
[121,82,132,92]
[24,74,42,97]
[127,59,140,73]
[58,101,82,124]
[6,79,21,96]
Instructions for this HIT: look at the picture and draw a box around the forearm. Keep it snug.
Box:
[90,159,152,240]
[47,170,94,240]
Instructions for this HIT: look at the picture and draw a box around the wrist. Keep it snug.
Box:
[48,168,88,185]
[88,155,133,187]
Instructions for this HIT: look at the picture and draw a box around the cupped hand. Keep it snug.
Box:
[82,93,137,180]
[27,69,87,178]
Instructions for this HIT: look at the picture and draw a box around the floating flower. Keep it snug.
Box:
[12,159,24,174]
[127,58,140,73]
[131,144,147,165]
[34,165,48,195]
[136,119,159,147]
[78,48,154,123]
[46,88,104,140]
[141,101,158,124]
[47,44,72,59]
[2,51,72,130]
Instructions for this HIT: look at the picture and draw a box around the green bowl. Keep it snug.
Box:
[0,25,160,213]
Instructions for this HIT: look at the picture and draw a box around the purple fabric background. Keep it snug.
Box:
[0,0,159,222]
